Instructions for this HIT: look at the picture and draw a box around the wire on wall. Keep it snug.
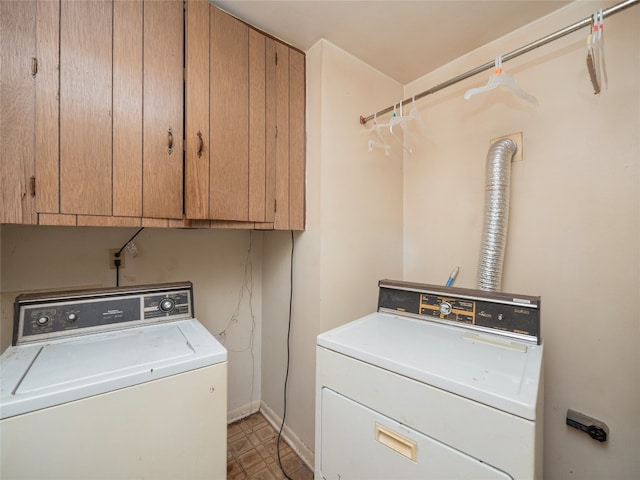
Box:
[114,227,144,287]
[277,231,295,480]
[214,231,257,413]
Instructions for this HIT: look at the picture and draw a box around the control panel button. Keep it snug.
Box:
[66,313,78,322]
[439,302,452,316]
[159,298,175,313]
[37,316,50,326]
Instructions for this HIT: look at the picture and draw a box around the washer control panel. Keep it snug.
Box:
[378,280,540,344]
[14,282,193,345]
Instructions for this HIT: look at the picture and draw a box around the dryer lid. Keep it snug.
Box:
[317,312,543,420]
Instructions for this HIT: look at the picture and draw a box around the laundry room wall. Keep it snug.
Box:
[260,39,404,464]
[402,2,639,479]
[0,225,262,420]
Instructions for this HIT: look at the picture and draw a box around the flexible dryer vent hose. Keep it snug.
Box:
[477,138,518,292]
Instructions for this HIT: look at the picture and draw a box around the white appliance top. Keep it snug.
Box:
[1,318,226,419]
[317,311,543,420]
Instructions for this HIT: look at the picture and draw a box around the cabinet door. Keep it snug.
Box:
[0,0,37,224]
[34,0,181,221]
[142,0,184,219]
[113,0,143,217]
[59,0,112,215]
[289,49,306,230]
[274,44,306,230]
[185,0,211,219]
[209,7,249,220]
[248,29,267,222]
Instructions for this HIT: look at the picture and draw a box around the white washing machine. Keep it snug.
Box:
[316,280,543,480]
[1,281,227,480]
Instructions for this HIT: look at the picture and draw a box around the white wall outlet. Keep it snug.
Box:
[109,249,125,269]
[490,132,523,162]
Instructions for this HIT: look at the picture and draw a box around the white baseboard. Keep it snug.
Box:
[227,400,261,424]
[259,401,315,471]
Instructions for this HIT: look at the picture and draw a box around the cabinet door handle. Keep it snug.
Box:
[167,128,174,155]
[197,131,204,157]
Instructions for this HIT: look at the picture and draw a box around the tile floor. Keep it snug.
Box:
[227,412,314,480]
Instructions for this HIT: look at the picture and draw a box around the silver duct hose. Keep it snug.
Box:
[477,138,518,292]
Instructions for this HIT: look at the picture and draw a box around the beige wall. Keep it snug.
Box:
[260,39,404,461]
[404,1,639,479]
[0,225,262,419]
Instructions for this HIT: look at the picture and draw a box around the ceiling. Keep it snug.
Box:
[212,1,572,84]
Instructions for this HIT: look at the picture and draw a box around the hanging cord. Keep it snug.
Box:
[277,231,295,480]
[214,231,257,412]
[114,227,144,287]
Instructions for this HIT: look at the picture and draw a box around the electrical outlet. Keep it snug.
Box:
[109,249,125,269]
[490,132,523,162]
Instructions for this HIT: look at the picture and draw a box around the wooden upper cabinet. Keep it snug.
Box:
[185,2,304,228]
[31,0,183,221]
[112,0,143,218]
[185,0,211,219]
[0,0,37,224]
[187,1,252,221]
[288,49,306,230]
[210,7,249,221]
[142,0,184,219]
[3,0,302,228]
[59,0,112,216]
[274,45,306,230]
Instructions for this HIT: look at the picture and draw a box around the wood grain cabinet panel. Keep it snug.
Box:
[6,0,182,223]
[0,0,37,224]
[142,0,184,219]
[34,0,61,216]
[113,0,143,218]
[59,0,112,216]
[185,0,211,219]
[2,0,304,229]
[289,49,306,230]
[210,6,249,220]
[186,2,295,226]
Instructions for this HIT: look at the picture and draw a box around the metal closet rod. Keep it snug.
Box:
[359,0,639,125]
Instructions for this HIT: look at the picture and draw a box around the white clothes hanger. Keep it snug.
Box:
[464,56,539,105]
[363,99,419,155]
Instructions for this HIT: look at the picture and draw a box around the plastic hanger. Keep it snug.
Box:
[586,19,600,94]
[363,99,419,155]
[364,113,392,156]
[594,9,608,89]
[464,56,539,105]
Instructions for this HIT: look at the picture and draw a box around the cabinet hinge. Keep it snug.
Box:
[31,57,38,78]
[29,176,36,197]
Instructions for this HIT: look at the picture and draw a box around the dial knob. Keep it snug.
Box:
[159,298,175,313]
[66,312,78,322]
[439,302,452,316]
[37,315,50,326]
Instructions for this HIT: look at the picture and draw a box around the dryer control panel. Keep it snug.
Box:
[378,280,540,344]
[13,282,193,345]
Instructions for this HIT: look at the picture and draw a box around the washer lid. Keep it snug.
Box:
[317,312,543,420]
[0,319,226,419]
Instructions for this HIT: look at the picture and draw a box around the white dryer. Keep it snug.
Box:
[316,280,543,480]
[1,282,227,480]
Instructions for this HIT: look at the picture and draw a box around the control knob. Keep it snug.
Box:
[66,312,78,323]
[159,298,175,313]
[439,302,452,316]
[36,315,50,326]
